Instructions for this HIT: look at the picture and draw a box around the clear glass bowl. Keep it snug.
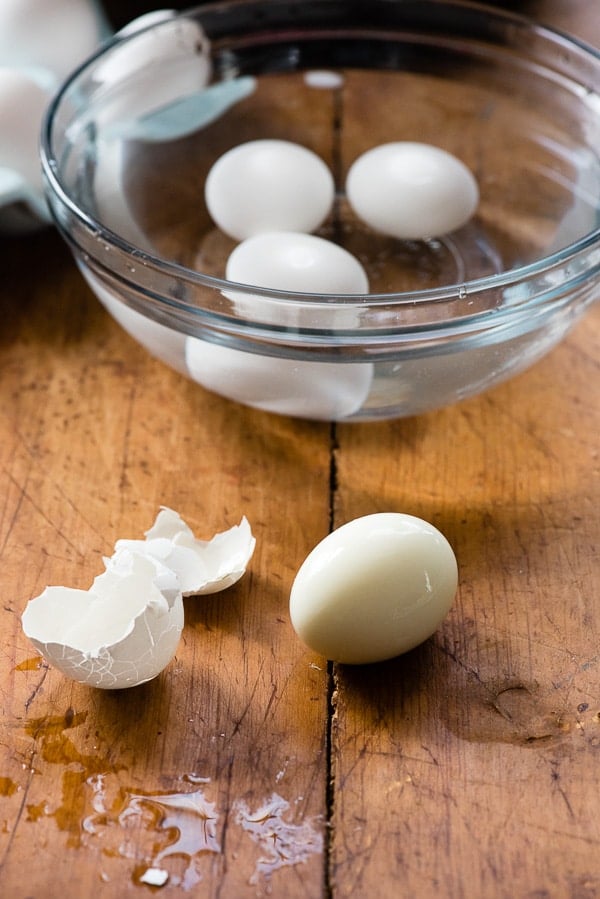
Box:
[42,0,600,421]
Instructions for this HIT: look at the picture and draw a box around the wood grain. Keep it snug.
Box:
[1,2,598,898]
[331,317,600,896]
[0,231,331,896]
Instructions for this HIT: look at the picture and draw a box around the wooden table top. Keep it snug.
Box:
[1,2,599,897]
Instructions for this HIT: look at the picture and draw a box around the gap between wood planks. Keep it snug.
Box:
[324,420,339,898]
[324,82,345,899]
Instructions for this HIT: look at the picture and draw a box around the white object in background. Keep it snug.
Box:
[95,13,211,107]
[90,13,212,249]
[0,0,109,230]
[0,4,195,231]
[289,513,458,664]
[0,67,54,226]
[205,140,335,241]
[0,0,108,82]
[346,142,479,240]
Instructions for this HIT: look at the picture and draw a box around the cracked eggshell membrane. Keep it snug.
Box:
[21,509,255,689]
[21,551,183,690]
[114,507,256,596]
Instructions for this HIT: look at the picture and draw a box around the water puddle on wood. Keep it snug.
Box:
[5,710,323,890]
[14,656,46,672]
[84,774,220,890]
[234,793,324,886]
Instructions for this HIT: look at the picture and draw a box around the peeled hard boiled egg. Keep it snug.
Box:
[205,140,335,240]
[290,513,458,664]
[346,142,479,240]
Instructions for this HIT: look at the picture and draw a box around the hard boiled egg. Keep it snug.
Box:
[290,513,458,664]
[185,231,373,419]
[225,231,369,297]
[346,142,479,240]
[205,140,335,241]
[185,338,373,420]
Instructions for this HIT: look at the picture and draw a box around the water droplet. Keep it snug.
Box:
[233,793,323,886]
[14,656,44,672]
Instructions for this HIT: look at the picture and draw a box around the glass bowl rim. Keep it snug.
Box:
[40,0,600,310]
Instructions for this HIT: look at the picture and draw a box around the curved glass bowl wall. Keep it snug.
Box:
[43,0,600,420]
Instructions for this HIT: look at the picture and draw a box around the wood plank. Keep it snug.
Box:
[330,1,600,891]
[0,2,598,898]
[330,308,600,896]
[0,231,331,896]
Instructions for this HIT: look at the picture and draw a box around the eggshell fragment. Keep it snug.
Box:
[289,513,458,664]
[21,551,183,689]
[346,142,479,240]
[114,507,256,596]
[205,140,335,240]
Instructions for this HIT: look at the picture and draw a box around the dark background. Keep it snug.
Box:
[103,1,196,29]
[102,1,536,32]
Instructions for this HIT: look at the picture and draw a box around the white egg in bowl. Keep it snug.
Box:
[41,0,600,421]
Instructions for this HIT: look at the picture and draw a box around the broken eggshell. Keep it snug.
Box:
[21,509,255,689]
[21,550,184,690]
[114,507,256,596]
